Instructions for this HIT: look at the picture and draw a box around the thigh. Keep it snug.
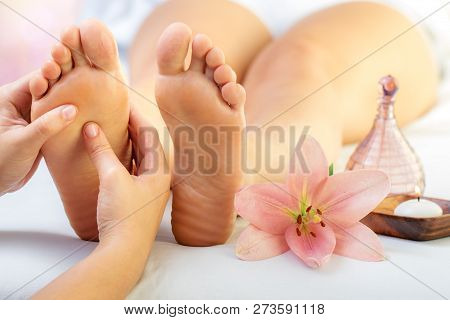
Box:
[129,0,271,86]
[244,2,439,144]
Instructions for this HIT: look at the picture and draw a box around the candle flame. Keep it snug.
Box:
[414,185,422,200]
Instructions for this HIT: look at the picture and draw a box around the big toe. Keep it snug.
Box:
[156,22,192,75]
[80,19,119,71]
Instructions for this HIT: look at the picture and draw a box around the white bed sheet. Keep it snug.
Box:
[1,78,449,299]
[129,79,450,299]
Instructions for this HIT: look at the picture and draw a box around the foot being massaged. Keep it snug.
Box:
[0,1,438,299]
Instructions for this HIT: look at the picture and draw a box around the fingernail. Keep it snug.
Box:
[61,105,77,121]
[85,123,99,138]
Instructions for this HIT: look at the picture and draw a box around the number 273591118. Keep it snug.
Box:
[253,303,325,315]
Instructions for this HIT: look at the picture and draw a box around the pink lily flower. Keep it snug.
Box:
[235,136,390,268]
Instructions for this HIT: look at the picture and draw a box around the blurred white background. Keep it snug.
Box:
[0,0,448,85]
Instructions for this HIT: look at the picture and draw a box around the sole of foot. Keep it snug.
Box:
[30,19,131,241]
[155,23,246,246]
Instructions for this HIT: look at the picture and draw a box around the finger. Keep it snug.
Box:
[83,122,127,180]
[129,104,151,134]
[129,106,162,160]
[3,70,39,116]
[128,107,141,166]
[130,138,141,169]
[10,153,43,193]
[19,104,77,151]
[138,128,164,176]
[10,70,37,96]
[129,106,166,176]
[128,105,150,165]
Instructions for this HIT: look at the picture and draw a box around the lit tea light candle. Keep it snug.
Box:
[394,197,443,218]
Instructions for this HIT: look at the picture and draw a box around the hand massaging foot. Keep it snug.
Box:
[30,20,131,240]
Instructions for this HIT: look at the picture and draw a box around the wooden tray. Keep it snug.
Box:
[361,195,450,241]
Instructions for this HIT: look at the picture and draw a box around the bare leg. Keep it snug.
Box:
[243,2,438,183]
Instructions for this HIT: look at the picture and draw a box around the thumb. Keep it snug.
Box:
[83,122,127,181]
[21,104,78,150]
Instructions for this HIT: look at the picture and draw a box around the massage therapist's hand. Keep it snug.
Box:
[83,107,171,247]
[0,72,77,195]
[33,107,170,300]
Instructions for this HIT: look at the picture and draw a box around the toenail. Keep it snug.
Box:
[61,105,77,121]
[85,123,99,138]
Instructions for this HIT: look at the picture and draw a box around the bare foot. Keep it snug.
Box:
[30,20,131,240]
[155,23,246,246]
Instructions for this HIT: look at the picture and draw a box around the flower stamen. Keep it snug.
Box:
[312,214,321,224]
[320,221,326,227]
[296,227,301,237]
[310,231,316,238]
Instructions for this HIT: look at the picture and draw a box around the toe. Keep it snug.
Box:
[61,25,88,67]
[214,64,237,85]
[205,47,225,80]
[156,22,192,75]
[51,43,73,75]
[189,33,213,72]
[221,82,246,110]
[29,74,48,100]
[80,19,120,71]
[41,60,61,86]
[205,47,225,69]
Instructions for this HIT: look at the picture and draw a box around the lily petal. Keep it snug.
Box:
[334,222,385,261]
[287,136,329,203]
[314,169,390,228]
[285,223,336,268]
[235,183,296,234]
[236,225,289,261]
